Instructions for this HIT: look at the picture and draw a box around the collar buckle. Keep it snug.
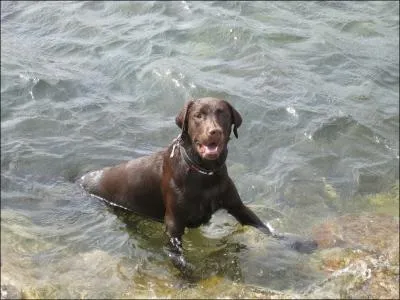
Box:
[170,134,182,158]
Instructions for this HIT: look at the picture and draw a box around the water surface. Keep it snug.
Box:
[1,1,399,298]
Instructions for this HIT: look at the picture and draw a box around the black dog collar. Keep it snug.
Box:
[169,134,221,176]
[179,145,216,175]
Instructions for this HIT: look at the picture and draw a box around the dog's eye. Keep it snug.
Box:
[195,113,202,119]
[216,108,225,116]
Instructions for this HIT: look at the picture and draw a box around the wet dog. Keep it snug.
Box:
[80,97,317,274]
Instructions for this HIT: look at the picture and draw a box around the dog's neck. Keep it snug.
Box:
[173,133,227,175]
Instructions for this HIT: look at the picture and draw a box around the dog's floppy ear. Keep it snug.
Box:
[225,101,242,138]
[175,99,195,132]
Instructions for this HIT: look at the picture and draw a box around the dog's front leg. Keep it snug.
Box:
[224,180,318,254]
[227,202,318,253]
[163,208,194,276]
[166,235,186,270]
[226,201,275,235]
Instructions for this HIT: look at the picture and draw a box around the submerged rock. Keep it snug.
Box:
[126,272,297,299]
[2,185,398,299]
[308,213,399,299]
[1,284,21,300]
[312,213,399,252]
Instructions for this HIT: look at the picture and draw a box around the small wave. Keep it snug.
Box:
[286,106,298,118]
[312,115,357,142]
[311,115,397,159]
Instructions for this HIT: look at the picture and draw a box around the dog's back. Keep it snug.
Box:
[80,151,166,221]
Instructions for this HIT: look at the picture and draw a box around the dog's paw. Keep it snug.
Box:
[275,233,318,254]
[290,238,318,254]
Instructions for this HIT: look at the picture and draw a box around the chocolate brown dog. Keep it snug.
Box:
[80,97,316,274]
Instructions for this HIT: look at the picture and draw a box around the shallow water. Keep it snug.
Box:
[1,1,399,298]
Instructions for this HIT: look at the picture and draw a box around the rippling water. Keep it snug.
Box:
[1,1,399,298]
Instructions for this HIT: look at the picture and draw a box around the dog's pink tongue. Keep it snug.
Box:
[204,144,218,155]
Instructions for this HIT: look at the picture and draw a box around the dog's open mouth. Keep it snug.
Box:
[196,141,221,160]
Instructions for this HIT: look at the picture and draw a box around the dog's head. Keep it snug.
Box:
[175,97,242,161]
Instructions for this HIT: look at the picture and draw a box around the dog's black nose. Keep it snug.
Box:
[208,128,222,136]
